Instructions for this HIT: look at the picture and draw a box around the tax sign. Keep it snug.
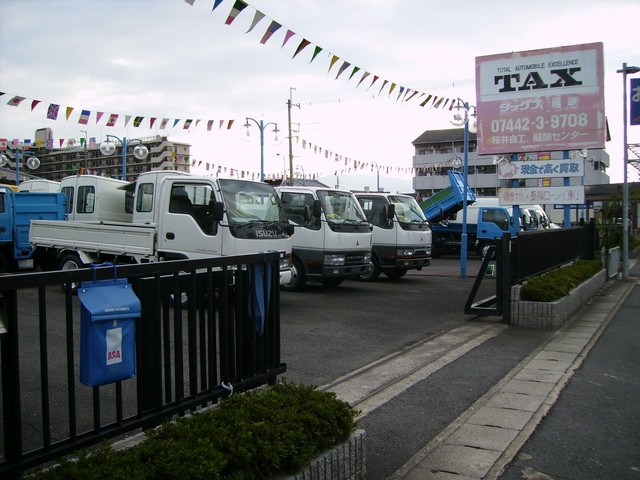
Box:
[476,43,605,155]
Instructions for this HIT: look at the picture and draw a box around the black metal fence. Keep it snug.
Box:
[0,252,286,477]
[465,220,596,318]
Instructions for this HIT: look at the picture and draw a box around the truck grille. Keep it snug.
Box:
[345,254,364,265]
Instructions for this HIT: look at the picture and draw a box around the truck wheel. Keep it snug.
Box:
[281,257,306,292]
[59,254,84,293]
[359,256,380,282]
[385,268,407,280]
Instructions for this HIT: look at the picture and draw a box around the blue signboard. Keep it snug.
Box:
[631,78,640,126]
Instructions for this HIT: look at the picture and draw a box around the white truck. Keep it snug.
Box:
[355,192,432,281]
[30,170,294,284]
[276,185,372,291]
[60,174,132,222]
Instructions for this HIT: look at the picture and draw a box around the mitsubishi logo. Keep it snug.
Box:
[355,241,360,246]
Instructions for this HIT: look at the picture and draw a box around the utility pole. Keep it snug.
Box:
[287,87,300,185]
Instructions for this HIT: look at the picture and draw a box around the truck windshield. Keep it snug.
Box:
[218,179,287,224]
[388,195,428,224]
[317,190,367,224]
[520,205,552,230]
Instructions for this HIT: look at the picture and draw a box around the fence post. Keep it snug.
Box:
[500,233,512,324]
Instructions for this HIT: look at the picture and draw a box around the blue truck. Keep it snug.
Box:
[421,172,553,257]
[0,186,67,272]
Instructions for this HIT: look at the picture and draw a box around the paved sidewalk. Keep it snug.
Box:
[390,263,640,479]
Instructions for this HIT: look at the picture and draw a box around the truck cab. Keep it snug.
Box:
[355,192,431,281]
[277,186,372,291]
[60,175,131,222]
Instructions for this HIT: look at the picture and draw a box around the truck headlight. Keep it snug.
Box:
[363,253,372,263]
[324,254,346,266]
[280,253,292,269]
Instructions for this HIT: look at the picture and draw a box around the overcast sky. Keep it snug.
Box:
[1,0,639,191]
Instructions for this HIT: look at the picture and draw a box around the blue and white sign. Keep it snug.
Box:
[631,78,640,126]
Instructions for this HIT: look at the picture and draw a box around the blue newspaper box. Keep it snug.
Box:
[79,278,140,387]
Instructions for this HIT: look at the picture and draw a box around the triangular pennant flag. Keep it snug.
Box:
[160,118,169,129]
[335,61,351,80]
[260,20,281,44]
[328,55,340,74]
[219,120,225,129]
[125,115,132,127]
[348,66,361,81]
[172,119,181,128]
[133,116,144,127]
[292,39,310,59]
[356,71,370,88]
[227,119,234,129]
[310,46,323,63]
[388,83,397,96]
[183,119,193,129]
[207,120,214,131]
[378,80,389,96]
[395,86,404,101]
[369,75,379,90]
[282,29,295,48]
[30,100,41,111]
[405,90,419,102]
[150,117,157,129]
[95,111,104,124]
[195,119,201,128]
[66,106,74,120]
[225,0,247,25]
[246,10,265,33]
[184,0,195,5]
[212,0,223,11]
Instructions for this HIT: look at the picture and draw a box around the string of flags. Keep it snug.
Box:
[187,0,464,110]
[1,90,418,180]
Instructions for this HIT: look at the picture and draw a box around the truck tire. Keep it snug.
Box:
[385,268,407,280]
[281,257,306,292]
[322,278,344,287]
[358,255,380,282]
[59,254,84,293]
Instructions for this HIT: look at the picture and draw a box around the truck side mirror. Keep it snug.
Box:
[387,204,395,219]
[212,201,225,221]
[285,223,295,236]
[312,199,322,218]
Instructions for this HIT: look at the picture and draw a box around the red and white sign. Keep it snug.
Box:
[476,43,605,155]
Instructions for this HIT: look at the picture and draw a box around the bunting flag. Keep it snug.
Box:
[207,120,214,131]
[310,46,323,63]
[96,111,104,124]
[282,29,295,48]
[78,109,90,125]
[133,116,144,127]
[124,115,132,127]
[150,117,157,129]
[47,103,59,120]
[348,66,361,81]
[260,20,281,44]
[335,61,351,80]
[31,100,41,111]
[7,96,25,107]
[225,0,247,25]
[160,118,169,129]
[65,106,74,120]
[211,0,224,12]
[183,119,193,129]
[246,10,264,33]
[172,119,180,128]
[328,55,340,74]
[292,39,310,59]
[106,113,119,127]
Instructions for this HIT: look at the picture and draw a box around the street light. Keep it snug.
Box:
[243,118,279,182]
[450,98,477,279]
[617,63,640,279]
[0,148,40,186]
[99,135,149,180]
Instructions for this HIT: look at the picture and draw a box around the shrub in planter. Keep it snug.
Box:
[28,380,359,480]
[520,259,603,302]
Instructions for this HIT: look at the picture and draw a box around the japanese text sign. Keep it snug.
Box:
[498,186,585,205]
[497,159,584,180]
[476,43,605,155]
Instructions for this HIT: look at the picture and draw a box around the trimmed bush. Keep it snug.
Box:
[520,259,603,302]
[28,380,358,480]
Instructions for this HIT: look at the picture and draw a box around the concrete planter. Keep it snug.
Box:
[510,269,606,329]
[277,429,366,480]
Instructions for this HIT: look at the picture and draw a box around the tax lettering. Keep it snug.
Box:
[494,68,582,93]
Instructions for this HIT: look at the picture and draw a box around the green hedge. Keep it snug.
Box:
[520,259,603,302]
[28,381,358,480]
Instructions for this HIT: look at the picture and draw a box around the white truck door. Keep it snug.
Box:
[157,181,223,260]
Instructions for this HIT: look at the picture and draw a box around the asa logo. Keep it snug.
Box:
[108,350,122,361]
